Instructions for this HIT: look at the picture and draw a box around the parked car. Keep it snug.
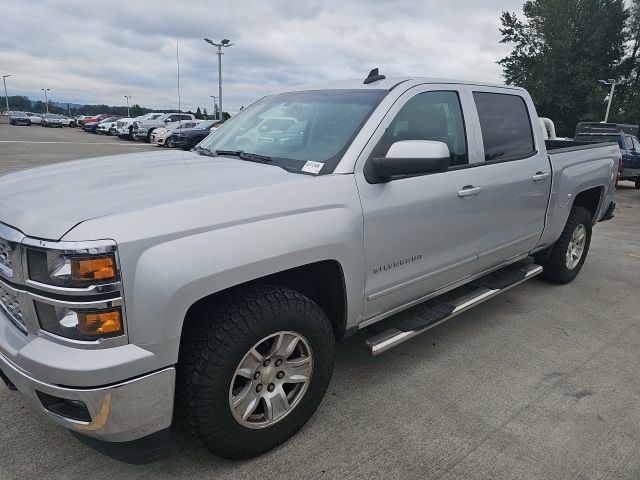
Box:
[41,113,63,128]
[152,120,201,146]
[133,112,196,142]
[97,117,121,135]
[84,117,118,134]
[26,112,42,125]
[9,111,31,126]
[171,120,221,150]
[59,116,77,128]
[116,113,164,140]
[10,111,32,126]
[0,73,619,464]
[78,114,108,128]
[575,128,640,188]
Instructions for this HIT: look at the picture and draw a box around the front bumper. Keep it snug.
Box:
[0,349,175,443]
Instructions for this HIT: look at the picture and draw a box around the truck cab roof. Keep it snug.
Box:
[278,77,526,94]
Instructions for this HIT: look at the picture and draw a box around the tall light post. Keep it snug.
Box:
[41,88,50,114]
[204,38,234,121]
[124,95,132,117]
[598,78,628,123]
[2,75,10,113]
[209,95,218,119]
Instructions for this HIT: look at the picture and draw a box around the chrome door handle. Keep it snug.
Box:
[532,172,550,181]
[458,186,483,198]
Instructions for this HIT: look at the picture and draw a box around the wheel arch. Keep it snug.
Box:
[181,260,349,342]
[572,186,604,223]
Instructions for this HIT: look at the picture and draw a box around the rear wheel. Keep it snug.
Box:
[635,179,640,189]
[536,206,592,284]
[177,285,335,459]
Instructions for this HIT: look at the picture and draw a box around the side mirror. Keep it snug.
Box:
[365,140,450,184]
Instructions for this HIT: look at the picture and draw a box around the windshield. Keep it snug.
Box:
[575,134,624,148]
[199,89,387,175]
[12,111,27,116]
[196,120,216,130]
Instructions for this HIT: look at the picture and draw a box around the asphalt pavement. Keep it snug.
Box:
[1,124,639,479]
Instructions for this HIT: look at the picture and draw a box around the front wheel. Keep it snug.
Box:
[177,285,335,459]
[536,206,592,284]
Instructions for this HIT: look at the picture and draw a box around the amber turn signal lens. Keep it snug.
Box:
[71,256,116,282]
[78,310,123,336]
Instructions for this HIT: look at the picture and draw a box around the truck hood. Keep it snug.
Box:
[0,150,308,240]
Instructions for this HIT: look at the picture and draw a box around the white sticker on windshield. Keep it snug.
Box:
[301,161,324,174]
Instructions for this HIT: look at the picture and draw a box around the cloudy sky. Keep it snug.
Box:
[1,0,526,113]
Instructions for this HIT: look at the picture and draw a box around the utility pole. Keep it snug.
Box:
[41,88,50,114]
[124,95,132,117]
[598,78,628,123]
[204,38,234,121]
[2,75,10,113]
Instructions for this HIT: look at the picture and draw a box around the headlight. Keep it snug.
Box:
[27,250,118,288]
[35,302,123,340]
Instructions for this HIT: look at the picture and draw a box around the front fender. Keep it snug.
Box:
[128,206,364,345]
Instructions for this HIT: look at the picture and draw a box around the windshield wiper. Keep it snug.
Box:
[215,150,272,163]
[193,146,216,157]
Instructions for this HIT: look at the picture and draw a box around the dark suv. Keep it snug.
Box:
[575,132,640,188]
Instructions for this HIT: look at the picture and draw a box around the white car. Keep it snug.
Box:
[152,120,201,146]
[26,112,42,125]
[116,113,163,140]
[97,118,120,135]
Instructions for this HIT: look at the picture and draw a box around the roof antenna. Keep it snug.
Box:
[364,68,386,85]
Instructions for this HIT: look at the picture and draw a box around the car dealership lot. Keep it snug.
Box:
[1,123,640,479]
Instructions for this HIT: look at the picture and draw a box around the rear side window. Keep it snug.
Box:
[473,92,535,161]
[633,137,640,152]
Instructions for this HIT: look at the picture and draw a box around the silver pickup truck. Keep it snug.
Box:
[0,71,619,463]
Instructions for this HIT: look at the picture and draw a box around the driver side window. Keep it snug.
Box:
[372,91,468,166]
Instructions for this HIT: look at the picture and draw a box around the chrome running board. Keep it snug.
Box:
[364,264,543,356]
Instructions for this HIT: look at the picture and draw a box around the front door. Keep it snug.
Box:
[355,85,484,320]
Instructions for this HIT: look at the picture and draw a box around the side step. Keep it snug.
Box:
[364,264,543,356]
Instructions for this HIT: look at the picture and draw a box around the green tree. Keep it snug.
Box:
[202,107,208,119]
[499,0,631,135]
[195,106,202,119]
[617,0,640,124]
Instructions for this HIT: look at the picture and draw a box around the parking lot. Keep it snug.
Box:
[1,123,640,480]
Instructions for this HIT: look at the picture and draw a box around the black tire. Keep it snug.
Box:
[146,130,154,143]
[635,179,640,189]
[177,284,335,460]
[128,127,134,141]
[536,206,592,284]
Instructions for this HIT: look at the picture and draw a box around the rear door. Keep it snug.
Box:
[466,88,552,272]
[355,85,484,319]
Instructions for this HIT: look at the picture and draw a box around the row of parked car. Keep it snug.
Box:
[77,112,222,150]
[7,111,77,127]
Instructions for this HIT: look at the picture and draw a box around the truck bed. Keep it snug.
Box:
[545,139,602,151]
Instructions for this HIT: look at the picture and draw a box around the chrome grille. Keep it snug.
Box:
[0,238,12,275]
[0,282,26,332]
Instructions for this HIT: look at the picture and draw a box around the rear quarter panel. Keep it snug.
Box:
[537,143,618,249]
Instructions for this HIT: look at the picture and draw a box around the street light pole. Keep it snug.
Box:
[204,38,234,121]
[599,78,628,123]
[209,95,217,119]
[41,88,50,114]
[2,75,10,113]
[124,95,131,117]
